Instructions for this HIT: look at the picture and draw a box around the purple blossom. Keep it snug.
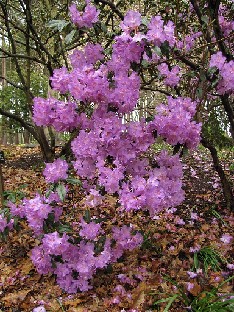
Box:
[33,97,79,132]
[69,3,99,28]
[227,263,234,270]
[31,245,53,274]
[33,306,46,312]
[157,63,181,87]
[150,97,201,149]
[0,215,8,232]
[187,271,198,278]
[120,10,142,32]
[42,232,69,255]
[43,158,69,183]
[191,212,199,220]
[186,282,194,291]
[79,218,101,240]
[189,245,201,253]
[210,52,226,70]
[220,234,233,244]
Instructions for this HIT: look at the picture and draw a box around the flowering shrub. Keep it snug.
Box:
[6,0,234,294]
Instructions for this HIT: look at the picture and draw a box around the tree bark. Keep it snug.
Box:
[201,137,234,211]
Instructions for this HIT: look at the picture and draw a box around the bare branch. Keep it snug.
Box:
[94,0,124,20]
[0,76,24,90]
[0,47,47,65]
[0,107,36,135]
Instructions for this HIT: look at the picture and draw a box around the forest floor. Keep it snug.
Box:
[0,145,233,312]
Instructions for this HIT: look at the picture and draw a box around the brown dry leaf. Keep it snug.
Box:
[19,258,34,275]
[64,298,84,307]
[130,282,148,309]
[189,282,201,296]
[201,224,210,231]
[67,308,88,312]
[2,289,31,307]
[47,298,64,312]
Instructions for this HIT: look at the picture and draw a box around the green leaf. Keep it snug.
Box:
[196,87,203,99]
[47,19,69,32]
[207,66,218,76]
[58,223,72,233]
[152,46,162,56]
[66,177,82,186]
[100,23,107,33]
[153,294,179,311]
[193,252,199,270]
[200,70,207,82]
[160,41,170,58]
[201,15,209,25]
[141,17,149,26]
[84,209,91,223]
[142,59,149,68]
[145,116,155,122]
[65,30,76,44]
[56,183,67,201]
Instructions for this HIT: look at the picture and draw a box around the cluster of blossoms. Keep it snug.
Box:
[209,52,234,95]
[43,158,69,183]
[8,193,63,236]
[0,214,13,233]
[31,224,142,293]
[3,2,203,293]
[176,30,202,51]
[146,15,176,47]
[150,97,202,149]
[157,63,181,87]
[33,97,79,132]
[69,1,99,28]
[218,4,234,38]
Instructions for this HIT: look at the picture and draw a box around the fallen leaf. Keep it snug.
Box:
[2,289,31,307]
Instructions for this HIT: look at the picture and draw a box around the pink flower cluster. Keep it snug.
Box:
[209,52,234,95]
[0,214,13,233]
[120,10,141,32]
[119,151,184,216]
[176,31,202,51]
[8,194,63,235]
[146,16,175,47]
[31,224,142,293]
[218,5,234,38]
[151,97,202,149]
[33,97,79,132]
[43,158,69,183]
[69,2,99,28]
[157,63,181,87]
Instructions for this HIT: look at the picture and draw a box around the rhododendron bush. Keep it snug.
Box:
[1,0,233,294]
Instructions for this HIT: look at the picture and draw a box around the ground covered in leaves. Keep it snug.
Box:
[0,145,233,312]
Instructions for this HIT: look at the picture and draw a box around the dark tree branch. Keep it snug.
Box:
[22,1,59,75]
[0,2,28,94]
[221,94,234,140]
[0,76,24,90]
[190,0,213,51]
[0,47,47,65]
[94,0,124,20]
[0,108,35,134]
[142,86,172,97]
[201,136,234,210]
[207,0,233,61]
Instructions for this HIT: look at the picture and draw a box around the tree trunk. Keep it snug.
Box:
[15,132,19,145]
[221,95,234,141]
[201,137,234,211]
[36,126,54,162]
[23,129,30,144]
[9,131,14,144]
